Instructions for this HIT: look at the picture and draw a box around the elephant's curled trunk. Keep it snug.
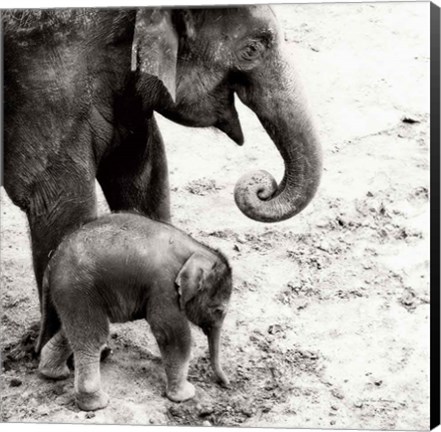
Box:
[234,50,322,223]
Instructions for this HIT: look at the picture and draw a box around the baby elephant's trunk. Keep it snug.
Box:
[207,325,229,387]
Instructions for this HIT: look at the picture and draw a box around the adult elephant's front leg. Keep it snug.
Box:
[28,181,97,295]
[27,174,97,346]
[97,115,171,222]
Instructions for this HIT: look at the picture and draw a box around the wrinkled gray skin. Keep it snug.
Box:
[37,212,232,411]
[3,7,321,345]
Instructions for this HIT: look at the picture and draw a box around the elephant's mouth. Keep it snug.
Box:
[156,84,244,145]
[214,102,244,145]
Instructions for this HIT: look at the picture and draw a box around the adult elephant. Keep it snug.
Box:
[3,7,322,343]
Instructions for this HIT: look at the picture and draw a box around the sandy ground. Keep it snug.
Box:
[1,3,431,429]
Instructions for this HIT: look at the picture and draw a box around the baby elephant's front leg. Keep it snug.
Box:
[151,319,195,402]
[162,347,195,402]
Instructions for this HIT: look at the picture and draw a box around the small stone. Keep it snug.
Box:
[55,394,71,406]
[262,404,272,413]
[10,378,22,387]
[198,404,214,417]
[28,398,39,408]
[316,220,328,228]
[267,324,282,335]
[330,420,336,425]
[202,420,211,427]
[401,116,420,124]
[331,405,338,411]
[331,389,344,399]
[318,241,329,251]
[242,408,254,417]
[374,379,383,387]
[354,401,363,408]
[85,412,95,419]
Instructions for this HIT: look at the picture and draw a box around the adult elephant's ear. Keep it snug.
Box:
[131,9,178,101]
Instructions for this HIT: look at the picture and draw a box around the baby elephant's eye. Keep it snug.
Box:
[211,306,225,317]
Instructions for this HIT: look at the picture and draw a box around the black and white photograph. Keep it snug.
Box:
[1,1,438,430]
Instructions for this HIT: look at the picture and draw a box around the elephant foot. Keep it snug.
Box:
[38,331,71,379]
[76,390,109,411]
[39,363,70,380]
[166,381,195,402]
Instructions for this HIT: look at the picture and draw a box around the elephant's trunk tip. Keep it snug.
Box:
[207,325,230,388]
[213,365,230,388]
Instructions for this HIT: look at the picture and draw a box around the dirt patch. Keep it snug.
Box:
[184,178,223,196]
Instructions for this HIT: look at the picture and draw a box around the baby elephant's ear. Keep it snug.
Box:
[175,253,214,310]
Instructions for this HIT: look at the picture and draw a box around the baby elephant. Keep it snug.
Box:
[37,212,232,411]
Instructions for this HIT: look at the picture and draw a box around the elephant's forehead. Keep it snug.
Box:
[245,4,278,22]
[193,6,278,35]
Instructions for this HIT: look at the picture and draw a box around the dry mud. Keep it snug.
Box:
[1,3,430,429]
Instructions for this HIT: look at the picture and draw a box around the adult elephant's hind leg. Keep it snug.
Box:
[4,174,97,358]
[97,115,171,223]
[28,177,97,297]
[27,172,97,349]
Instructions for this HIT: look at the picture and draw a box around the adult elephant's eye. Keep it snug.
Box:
[240,42,262,61]
[235,39,267,71]
[242,44,259,60]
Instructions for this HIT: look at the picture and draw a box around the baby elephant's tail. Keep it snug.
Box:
[35,269,53,353]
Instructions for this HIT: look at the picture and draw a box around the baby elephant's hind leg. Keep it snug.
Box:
[61,307,110,411]
[39,330,72,380]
